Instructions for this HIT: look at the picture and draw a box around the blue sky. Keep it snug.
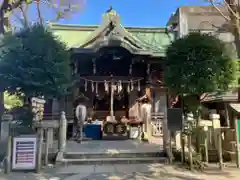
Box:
[58,0,208,27]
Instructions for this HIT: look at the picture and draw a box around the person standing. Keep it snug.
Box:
[73,94,88,143]
[137,94,152,141]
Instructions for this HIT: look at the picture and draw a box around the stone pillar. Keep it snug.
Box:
[47,128,54,148]
[175,132,182,150]
[59,111,67,153]
[158,92,169,151]
[210,113,221,150]
[1,114,13,140]
[210,113,223,169]
[49,98,59,148]
[210,113,221,129]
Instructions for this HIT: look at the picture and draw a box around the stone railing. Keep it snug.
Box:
[1,111,67,173]
[33,111,67,170]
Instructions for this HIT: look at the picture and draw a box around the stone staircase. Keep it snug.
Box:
[57,151,168,165]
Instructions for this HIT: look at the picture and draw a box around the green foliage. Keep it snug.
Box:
[229,59,240,88]
[9,105,33,127]
[4,91,23,110]
[0,24,71,98]
[164,32,236,96]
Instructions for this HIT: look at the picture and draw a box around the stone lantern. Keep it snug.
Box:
[31,97,46,122]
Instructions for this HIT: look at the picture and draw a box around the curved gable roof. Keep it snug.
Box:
[49,8,175,57]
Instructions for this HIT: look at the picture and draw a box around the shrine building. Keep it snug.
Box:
[46,7,175,139]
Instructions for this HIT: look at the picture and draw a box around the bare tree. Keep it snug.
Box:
[0,0,85,33]
[204,1,240,101]
[205,0,240,57]
[10,0,85,30]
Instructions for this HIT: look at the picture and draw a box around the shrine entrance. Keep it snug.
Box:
[69,7,167,141]
[93,86,129,118]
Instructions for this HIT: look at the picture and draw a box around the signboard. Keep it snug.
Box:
[12,136,37,170]
[167,108,183,131]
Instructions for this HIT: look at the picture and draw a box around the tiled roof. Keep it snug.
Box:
[201,90,238,103]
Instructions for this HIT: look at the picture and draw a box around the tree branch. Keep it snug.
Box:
[19,3,29,28]
[208,0,231,21]
[36,2,43,25]
[223,0,240,20]
[2,0,26,12]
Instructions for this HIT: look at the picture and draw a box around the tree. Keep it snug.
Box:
[0,24,71,99]
[4,91,23,110]
[0,0,84,120]
[164,32,236,155]
[203,1,240,57]
[202,0,240,102]
[164,32,235,111]
[0,0,84,33]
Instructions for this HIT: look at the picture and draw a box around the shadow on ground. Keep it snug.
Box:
[172,163,234,179]
[45,172,204,180]
[42,163,205,180]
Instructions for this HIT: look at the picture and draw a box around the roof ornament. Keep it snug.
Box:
[106,5,113,13]
[102,5,120,24]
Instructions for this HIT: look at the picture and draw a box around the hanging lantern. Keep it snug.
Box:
[91,81,94,92]
[95,82,98,94]
[127,82,130,93]
[104,80,109,92]
[130,80,134,91]
[119,80,122,92]
[129,64,132,75]
[104,80,107,91]
[92,59,96,74]
[84,80,88,91]
[147,64,150,75]
[117,82,120,93]
[137,80,141,92]
[117,81,122,93]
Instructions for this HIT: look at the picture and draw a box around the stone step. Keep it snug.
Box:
[63,151,166,159]
[60,156,168,165]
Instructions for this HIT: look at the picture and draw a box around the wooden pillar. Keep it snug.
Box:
[73,85,79,101]
[145,87,151,139]
[72,85,79,137]
[224,103,230,127]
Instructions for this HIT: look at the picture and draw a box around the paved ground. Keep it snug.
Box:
[2,139,240,180]
[1,163,240,180]
[64,138,164,154]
